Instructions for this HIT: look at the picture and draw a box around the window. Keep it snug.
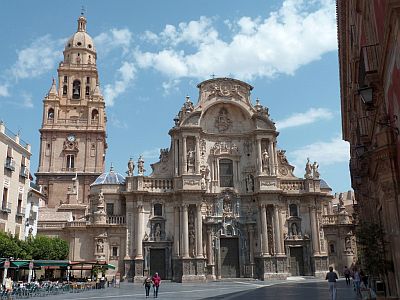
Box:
[85,86,90,96]
[2,188,8,209]
[329,243,335,254]
[154,203,162,216]
[219,159,233,187]
[289,204,298,217]
[91,109,99,120]
[112,246,118,257]
[86,77,90,84]
[66,155,74,169]
[63,85,67,95]
[72,80,81,99]
[47,108,54,119]
[106,203,114,216]
[63,76,68,83]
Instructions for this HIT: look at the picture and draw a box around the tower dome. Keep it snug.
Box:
[63,15,97,65]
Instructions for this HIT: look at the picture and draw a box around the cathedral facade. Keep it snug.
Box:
[37,15,356,282]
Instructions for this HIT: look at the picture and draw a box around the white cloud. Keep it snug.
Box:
[134,0,337,80]
[9,35,64,80]
[276,108,334,130]
[110,114,128,129]
[21,92,34,108]
[289,136,350,168]
[162,79,181,96]
[0,84,9,97]
[94,28,132,54]
[103,61,136,106]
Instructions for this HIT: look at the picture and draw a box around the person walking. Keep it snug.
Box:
[152,272,161,298]
[343,266,351,286]
[353,267,361,296]
[143,275,152,298]
[326,266,338,300]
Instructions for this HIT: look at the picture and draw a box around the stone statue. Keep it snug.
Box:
[137,155,145,175]
[339,192,344,207]
[127,157,135,176]
[304,158,312,179]
[155,224,161,241]
[312,161,320,179]
[96,239,104,253]
[291,223,298,236]
[201,176,206,190]
[262,149,269,171]
[98,190,105,207]
[246,174,254,192]
[187,149,195,172]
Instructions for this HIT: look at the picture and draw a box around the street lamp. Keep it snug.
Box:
[358,86,373,105]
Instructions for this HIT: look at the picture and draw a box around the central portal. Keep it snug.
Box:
[150,248,166,279]
[289,246,304,276]
[220,237,240,278]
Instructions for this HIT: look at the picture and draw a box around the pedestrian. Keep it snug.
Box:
[343,266,351,286]
[353,267,361,296]
[5,277,13,300]
[326,266,338,300]
[152,272,161,298]
[143,275,152,298]
[360,269,368,288]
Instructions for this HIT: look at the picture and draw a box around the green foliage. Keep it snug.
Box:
[356,221,389,276]
[0,233,68,260]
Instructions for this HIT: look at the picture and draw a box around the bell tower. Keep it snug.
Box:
[36,14,107,218]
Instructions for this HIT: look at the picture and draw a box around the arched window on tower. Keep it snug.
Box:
[47,108,54,120]
[72,80,81,99]
[289,204,298,217]
[63,85,67,95]
[91,109,99,121]
[219,159,233,187]
[85,86,90,96]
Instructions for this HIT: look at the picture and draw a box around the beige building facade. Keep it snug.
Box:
[37,15,357,282]
[0,121,31,239]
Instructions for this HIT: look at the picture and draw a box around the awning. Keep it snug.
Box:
[11,261,30,268]
[34,260,70,267]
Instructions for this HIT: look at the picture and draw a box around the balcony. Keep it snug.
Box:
[4,158,15,171]
[16,208,25,218]
[107,215,125,225]
[1,202,12,214]
[20,166,29,178]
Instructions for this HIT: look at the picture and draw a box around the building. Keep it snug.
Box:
[35,13,107,221]
[25,182,46,239]
[0,121,31,239]
[322,191,356,275]
[337,1,400,296]
[36,14,360,282]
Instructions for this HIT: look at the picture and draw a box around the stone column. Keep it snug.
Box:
[174,205,180,257]
[207,229,216,278]
[273,141,278,175]
[125,211,133,259]
[182,204,189,258]
[274,205,283,255]
[268,141,274,175]
[260,204,269,256]
[278,207,285,254]
[310,206,320,255]
[249,226,255,277]
[182,136,187,174]
[195,136,200,174]
[135,204,143,259]
[196,203,203,258]
[257,138,262,174]
[174,139,179,176]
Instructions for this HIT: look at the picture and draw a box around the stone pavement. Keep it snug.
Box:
[42,278,358,300]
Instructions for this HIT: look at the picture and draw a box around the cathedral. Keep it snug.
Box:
[37,15,356,282]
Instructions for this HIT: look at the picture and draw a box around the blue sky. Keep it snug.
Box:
[0,0,351,193]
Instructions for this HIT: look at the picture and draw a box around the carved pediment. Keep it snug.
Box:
[63,140,79,152]
[277,150,296,178]
[210,141,239,156]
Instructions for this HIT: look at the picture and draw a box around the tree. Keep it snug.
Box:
[0,232,22,259]
[29,236,69,260]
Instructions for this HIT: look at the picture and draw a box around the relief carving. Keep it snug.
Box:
[215,108,232,132]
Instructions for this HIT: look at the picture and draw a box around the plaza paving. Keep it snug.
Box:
[41,278,358,300]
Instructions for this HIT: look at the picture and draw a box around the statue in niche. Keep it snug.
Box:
[215,108,232,132]
[345,237,352,251]
[127,157,135,176]
[96,239,104,253]
[291,223,299,236]
[187,149,195,172]
[155,224,161,241]
[246,174,254,192]
[262,148,270,172]
[223,194,232,213]
[137,155,145,175]
[189,230,196,257]
[304,158,312,179]
[312,161,320,179]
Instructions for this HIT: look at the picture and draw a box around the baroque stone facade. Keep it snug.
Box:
[37,15,353,282]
